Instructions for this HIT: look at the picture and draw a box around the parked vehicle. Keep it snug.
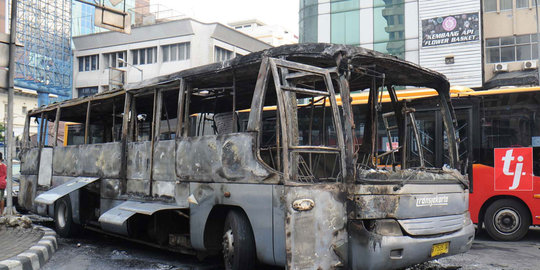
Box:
[18,44,473,270]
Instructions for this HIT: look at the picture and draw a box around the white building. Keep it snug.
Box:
[72,18,273,98]
[229,19,298,46]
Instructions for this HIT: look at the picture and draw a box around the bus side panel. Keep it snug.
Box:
[18,174,37,211]
[175,133,273,183]
[20,148,39,174]
[126,142,152,196]
[152,140,178,199]
[470,164,540,225]
[285,184,347,269]
[52,143,122,178]
[189,183,276,265]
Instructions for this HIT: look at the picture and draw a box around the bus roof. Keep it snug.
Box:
[30,43,451,116]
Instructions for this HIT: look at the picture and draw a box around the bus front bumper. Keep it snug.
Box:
[348,221,475,270]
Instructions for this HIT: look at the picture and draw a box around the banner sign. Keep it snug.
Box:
[422,12,479,47]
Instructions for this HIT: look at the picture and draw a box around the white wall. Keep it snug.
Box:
[418,0,482,87]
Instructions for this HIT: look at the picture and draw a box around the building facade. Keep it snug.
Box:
[72,18,272,98]
[483,0,540,88]
[229,19,298,46]
[300,0,482,87]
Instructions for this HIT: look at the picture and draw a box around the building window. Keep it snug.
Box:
[104,51,127,68]
[517,0,529,8]
[299,0,318,43]
[214,46,234,62]
[22,106,27,114]
[484,0,497,12]
[500,0,513,10]
[486,34,539,63]
[131,47,157,65]
[162,42,191,62]
[78,55,99,72]
[331,0,360,45]
[77,86,98,97]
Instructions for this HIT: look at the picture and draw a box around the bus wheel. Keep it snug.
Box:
[484,199,530,241]
[222,209,256,270]
[54,196,78,238]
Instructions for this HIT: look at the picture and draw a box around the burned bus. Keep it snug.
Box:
[18,44,474,270]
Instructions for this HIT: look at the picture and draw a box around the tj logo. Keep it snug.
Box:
[501,150,525,190]
[494,148,533,191]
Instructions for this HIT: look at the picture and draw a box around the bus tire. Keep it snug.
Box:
[484,199,530,241]
[54,196,78,238]
[222,209,256,270]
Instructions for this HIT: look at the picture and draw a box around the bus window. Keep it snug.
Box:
[158,89,179,140]
[88,96,125,144]
[131,93,154,142]
[479,94,535,166]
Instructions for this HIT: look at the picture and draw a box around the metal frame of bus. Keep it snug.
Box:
[18,44,474,270]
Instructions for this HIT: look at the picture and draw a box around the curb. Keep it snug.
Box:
[0,225,57,270]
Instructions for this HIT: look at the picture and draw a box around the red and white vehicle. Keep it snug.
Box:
[449,87,540,241]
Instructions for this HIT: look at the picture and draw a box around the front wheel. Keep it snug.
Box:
[54,196,79,238]
[484,199,530,241]
[222,209,256,270]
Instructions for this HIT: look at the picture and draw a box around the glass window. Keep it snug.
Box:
[484,0,497,11]
[330,0,360,44]
[487,47,500,63]
[78,57,84,72]
[84,56,90,71]
[486,38,499,47]
[132,50,138,65]
[147,48,153,64]
[170,44,177,61]
[214,46,234,62]
[500,46,516,62]
[517,0,529,8]
[299,0,318,43]
[372,0,405,58]
[517,44,532,60]
[516,34,530,44]
[91,55,98,70]
[162,45,169,62]
[139,49,146,65]
[500,36,515,45]
[500,0,513,10]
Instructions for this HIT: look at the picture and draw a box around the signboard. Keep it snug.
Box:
[422,13,479,47]
[494,148,533,191]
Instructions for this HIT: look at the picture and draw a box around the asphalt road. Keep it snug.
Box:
[40,223,540,270]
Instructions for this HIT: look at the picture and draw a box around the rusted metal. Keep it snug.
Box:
[84,101,91,144]
[17,44,472,270]
[52,107,61,147]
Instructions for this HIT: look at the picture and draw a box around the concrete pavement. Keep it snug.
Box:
[0,216,57,270]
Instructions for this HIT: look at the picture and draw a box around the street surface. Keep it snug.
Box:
[40,222,540,270]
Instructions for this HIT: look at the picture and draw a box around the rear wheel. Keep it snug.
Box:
[54,196,79,237]
[222,209,256,270]
[484,199,530,241]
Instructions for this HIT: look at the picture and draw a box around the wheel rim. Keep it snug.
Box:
[222,228,234,269]
[57,201,67,229]
[493,207,520,235]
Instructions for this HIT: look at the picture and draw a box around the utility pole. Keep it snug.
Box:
[5,0,18,215]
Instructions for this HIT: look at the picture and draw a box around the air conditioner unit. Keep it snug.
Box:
[493,63,508,73]
[522,60,537,70]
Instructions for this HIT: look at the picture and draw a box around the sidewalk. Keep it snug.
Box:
[0,216,57,270]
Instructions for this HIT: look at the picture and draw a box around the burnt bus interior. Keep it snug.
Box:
[21,44,461,253]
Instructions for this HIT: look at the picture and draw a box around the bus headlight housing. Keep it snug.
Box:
[365,219,403,236]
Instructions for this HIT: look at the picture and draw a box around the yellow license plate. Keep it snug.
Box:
[430,242,449,257]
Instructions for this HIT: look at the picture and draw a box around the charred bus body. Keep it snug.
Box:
[18,44,473,270]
